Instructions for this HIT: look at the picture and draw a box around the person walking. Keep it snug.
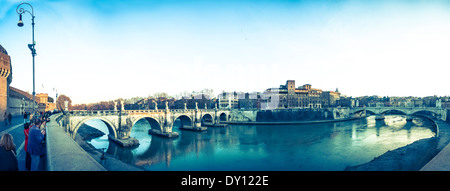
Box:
[24,122,31,170]
[24,112,28,123]
[28,120,46,171]
[0,133,18,171]
[3,112,7,126]
[7,112,12,126]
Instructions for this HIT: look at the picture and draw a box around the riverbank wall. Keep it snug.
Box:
[74,134,144,171]
[256,108,350,122]
[228,108,351,123]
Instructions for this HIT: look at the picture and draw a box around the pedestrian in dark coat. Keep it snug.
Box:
[28,120,46,171]
[7,112,12,126]
[24,112,28,123]
[0,133,18,171]
[3,112,7,126]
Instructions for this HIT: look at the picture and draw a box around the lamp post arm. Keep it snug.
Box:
[16,3,34,17]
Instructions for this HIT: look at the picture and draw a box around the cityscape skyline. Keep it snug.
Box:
[2,0,450,104]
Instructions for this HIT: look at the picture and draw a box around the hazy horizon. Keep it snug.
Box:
[2,0,450,104]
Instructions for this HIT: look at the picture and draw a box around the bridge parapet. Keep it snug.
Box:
[69,110,121,116]
[125,110,165,115]
[70,109,221,114]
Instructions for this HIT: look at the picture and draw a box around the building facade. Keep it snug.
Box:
[8,86,36,115]
[218,92,239,109]
[35,93,56,112]
[265,80,340,109]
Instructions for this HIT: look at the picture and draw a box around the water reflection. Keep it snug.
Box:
[86,115,436,171]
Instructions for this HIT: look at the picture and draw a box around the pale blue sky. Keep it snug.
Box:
[1,0,450,104]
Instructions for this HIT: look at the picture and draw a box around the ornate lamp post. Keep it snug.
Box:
[16,3,36,115]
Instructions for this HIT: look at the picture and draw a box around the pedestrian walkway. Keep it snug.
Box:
[0,123,24,135]
[420,120,450,171]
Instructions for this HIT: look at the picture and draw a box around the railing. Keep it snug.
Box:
[352,106,442,109]
[68,109,227,116]
[69,110,120,116]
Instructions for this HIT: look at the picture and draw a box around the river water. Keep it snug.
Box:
[85,115,436,171]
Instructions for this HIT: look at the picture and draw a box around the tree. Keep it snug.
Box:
[153,92,171,99]
[200,88,215,99]
[56,94,72,112]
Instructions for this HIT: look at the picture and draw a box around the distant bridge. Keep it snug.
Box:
[58,107,230,145]
[350,106,447,120]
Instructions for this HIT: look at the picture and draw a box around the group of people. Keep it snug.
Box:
[0,117,47,171]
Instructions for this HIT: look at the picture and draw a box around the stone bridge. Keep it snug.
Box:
[58,107,230,145]
[350,106,447,121]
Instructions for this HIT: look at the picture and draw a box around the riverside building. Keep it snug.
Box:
[265,80,341,109]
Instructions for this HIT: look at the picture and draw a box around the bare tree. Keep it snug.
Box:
[56,94,72,113]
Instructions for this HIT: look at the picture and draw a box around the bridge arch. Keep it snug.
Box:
[174,115,192,127]
[72,117,117,139]
[412,110,438,116]
[352,109,376,115]
[132,116,162,132]
[219,112,227,122]
[201,113,213,125]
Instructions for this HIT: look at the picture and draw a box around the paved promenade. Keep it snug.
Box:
[421,143,450,170]
[421,120,450,171]
[420,120,450,171]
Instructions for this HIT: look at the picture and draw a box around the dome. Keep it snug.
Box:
[0,44,7,55]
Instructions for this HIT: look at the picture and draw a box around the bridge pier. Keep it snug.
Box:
[108,134,139,147]
[177,108,206,131]
[406,115,413,121]
[185,107,208,131]
[375,114,385,120]
[193,121,202,128]
[148,108,180,138]
[112,115,139,147]
[214,108,221,125]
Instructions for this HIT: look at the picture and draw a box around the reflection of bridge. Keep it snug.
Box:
[350,107,447,120]
[59,108,230,145]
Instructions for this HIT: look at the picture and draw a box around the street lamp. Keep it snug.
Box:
[16,3,36,115]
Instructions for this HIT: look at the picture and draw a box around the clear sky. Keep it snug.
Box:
[1,0,450,104]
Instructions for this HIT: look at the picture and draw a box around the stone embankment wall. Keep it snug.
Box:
[229,110,258,122]
[229,108,350,122]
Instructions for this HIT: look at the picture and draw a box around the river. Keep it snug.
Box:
[84,115,436,171]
